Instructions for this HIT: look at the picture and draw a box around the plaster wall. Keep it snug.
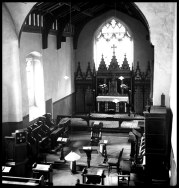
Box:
[76,10,153,73]
[20,32,75,118]
[135,2,176,107]
[5,2,36,38]
[2,4,23,122]
[20,32,42,117]
[136,3,177,185]
[169,2,177,165]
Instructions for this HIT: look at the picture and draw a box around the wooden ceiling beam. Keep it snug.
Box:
[47,3,64,13]
[63,2,93,17]
[56,17,69,49]
[42,13,56,49]
[42,3,59,12]
[34,2,52,10]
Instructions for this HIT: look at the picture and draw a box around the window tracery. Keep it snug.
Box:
[94,18,133,70]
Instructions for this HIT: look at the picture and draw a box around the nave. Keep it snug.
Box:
[41,131,135,186]
[2,114,170,186]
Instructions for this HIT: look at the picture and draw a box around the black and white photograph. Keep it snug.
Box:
[2,2,177,186]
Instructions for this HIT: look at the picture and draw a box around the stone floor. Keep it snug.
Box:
[45,131,139,186]
[25,130,169,186]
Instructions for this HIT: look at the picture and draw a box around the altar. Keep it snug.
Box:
[96,96,129,113]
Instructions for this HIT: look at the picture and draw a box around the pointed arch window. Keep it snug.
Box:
[94,17,133,69]
[26,51,45,121]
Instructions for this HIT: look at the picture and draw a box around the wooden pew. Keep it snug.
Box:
[50,127,64,149]
[58,118,71,138]
[2,175,45,186]
[44,113,56,130]
[50,117,71,149]
[29,124,51,162]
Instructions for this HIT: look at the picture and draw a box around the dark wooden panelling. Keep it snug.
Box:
[76,88,85,113]
[53,93,75,119]
[2,122,23,137]
[23,114,29,128]
[144,106,169,182]
[46,98,53,114]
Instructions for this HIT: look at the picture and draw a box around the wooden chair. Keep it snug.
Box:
[108,148,124,175]
[118,158,132,187]
[90,124,102,146]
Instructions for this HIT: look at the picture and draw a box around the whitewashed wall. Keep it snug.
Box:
[135,2,176,107]
[2,4,22,122]
[20,32,75,118]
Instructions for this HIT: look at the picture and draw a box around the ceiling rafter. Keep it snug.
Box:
[34,2,53,10]
[22,2,150,50]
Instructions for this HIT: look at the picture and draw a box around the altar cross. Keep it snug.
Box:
[111,44,117,56]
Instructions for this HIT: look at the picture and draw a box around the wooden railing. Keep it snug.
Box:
[2,175,45,186]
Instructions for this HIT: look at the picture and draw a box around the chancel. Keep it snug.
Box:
[2,2,177,187]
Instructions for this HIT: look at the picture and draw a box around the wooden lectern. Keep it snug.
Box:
[56,137,68,162]
[79,146,98,168]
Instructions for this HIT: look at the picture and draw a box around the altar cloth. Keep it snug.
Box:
[96,96,129,103]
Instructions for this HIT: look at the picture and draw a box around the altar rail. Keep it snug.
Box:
[2,175,45,186]
[56,114,144,129]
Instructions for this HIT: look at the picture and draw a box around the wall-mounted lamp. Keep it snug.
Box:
[64,75,69,80]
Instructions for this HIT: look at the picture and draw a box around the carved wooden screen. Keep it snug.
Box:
[74,60,152,114]
[75,62,96,114]
[133,61,152,113]
[96,53,132,103]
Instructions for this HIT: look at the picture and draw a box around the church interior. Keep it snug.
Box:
[2,2,177,186]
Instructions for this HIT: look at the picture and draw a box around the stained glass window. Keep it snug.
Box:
[94,18,133,69]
